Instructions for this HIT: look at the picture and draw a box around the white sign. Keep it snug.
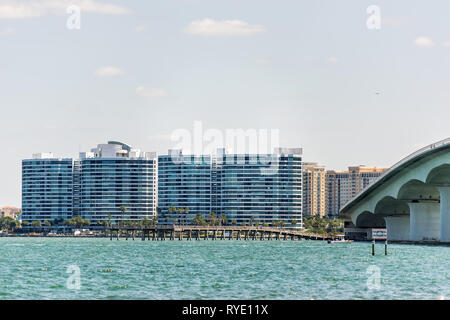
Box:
[372,228,388,240]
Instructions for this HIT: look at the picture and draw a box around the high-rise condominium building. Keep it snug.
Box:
[214,148,303,227]
[303,162,326,217]
[22,153,73,222]
[158,148,303,229]
[22,142,157,224]
[0,207,21,219]
[158,150,211,225]
[74,141,157,223]
[326,165,388,217]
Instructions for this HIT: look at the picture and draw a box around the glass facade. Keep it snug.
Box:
[157,149,303,228]
[75,158,157,223]
[214,153,303,228]
[21,144,302,228]
[21,142,157,225]
[22,157,73,222]
[158,154,211,225]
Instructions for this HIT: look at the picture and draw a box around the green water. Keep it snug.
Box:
[0,238,449,299]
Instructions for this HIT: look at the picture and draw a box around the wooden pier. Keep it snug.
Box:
[107,225,331,241]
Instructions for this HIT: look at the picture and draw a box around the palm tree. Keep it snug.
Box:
[220,213,228,226]
[31,220,42,232]
[155,207,161,225]
[207,212,217,226]
[119,205,127,223]
[193,213,205,226]
[184,207,189,225]
[178,208,184,225]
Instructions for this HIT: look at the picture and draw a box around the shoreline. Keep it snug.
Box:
[2,235,450,245]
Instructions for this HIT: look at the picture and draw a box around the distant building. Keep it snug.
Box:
[0,207,21,219]
[326,165,388,217]
[158,150,212,225]
[158,148,303,229]
[214,148,303,228]
[303,162,326,217]
[74,141,157,224]
[22,141,157,225]
[22,153,73,223]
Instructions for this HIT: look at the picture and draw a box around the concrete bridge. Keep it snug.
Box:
[340,137,450,242]
[107,225,332,241]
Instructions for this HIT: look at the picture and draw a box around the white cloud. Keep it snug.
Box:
[0,26,15,35]
[0,0,131,19]
[327,56,339,63]
[136,86,167,97]
[255,58,271,64]
[414,36,434,48]
[183,18,265,36]
[135,24,147,32]
[94,66,123,77]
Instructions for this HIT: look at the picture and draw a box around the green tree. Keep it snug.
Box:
[184,207,189,225]
[207,212,217,226]
[193,213,205,226]
[31,220,42,232]
[219,213,228,226]
[119,205,127,222]
[0,217,19,231]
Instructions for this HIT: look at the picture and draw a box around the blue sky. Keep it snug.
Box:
[1,0,450,207]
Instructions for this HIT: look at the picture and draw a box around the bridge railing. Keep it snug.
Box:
[386,137,450,173]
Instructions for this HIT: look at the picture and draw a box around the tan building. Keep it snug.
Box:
[326,166,388,217]
[0,207,21,219]
[303,162,326,217]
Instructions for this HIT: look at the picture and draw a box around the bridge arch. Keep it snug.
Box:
[397,179,440,201]
[355,211,386,228]
[426,164,450,186]
[374,196,409,215]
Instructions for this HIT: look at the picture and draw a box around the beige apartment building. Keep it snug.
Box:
[0,207,21,219]
[325,166,388,217]
[303,162,327,217]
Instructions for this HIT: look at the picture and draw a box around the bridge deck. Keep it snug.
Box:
[106,226,331,241]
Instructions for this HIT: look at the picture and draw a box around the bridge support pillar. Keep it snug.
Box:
[408,202,440,241]
[438,187,450,242]
[384,215,410,241]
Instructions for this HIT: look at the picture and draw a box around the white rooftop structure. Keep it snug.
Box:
[80,141,155,159]
[32,152,54,159]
